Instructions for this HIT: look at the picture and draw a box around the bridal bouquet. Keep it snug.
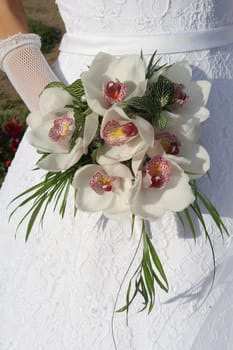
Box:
[11,51,228,316]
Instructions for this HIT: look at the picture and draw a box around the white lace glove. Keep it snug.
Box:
[0,33,59,111]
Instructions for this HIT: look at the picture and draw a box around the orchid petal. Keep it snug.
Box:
[102,163,133,179]
[72,164,115,212]
[163,61,192,86]
[81,52,147,115]
[175,144,210,179]
[27,122,67,153]
[38,139,84,171]
[83,112,99,152]
[97,138,145,164]
[182,81,210,116]
[159,162,195,211]
[133,116,154,148]
[129,172,165,219]
[39,87,73,116]
[26,111,44,128]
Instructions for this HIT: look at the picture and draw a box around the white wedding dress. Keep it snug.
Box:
[1,1,233,349]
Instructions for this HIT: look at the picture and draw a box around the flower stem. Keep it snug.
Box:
[111,223,143,349]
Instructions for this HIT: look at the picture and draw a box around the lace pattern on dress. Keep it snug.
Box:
[55,0,233,35]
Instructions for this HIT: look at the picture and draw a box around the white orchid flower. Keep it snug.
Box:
[152,118,210,179]
[97,106,154,164]
[129,154,195,220]
[80,52,147,115]
[27,86,99,171]
[153,61,211,123]
[72,163,133,219]
[27,87,74,153]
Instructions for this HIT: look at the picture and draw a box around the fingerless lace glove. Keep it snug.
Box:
[0,33,59,111]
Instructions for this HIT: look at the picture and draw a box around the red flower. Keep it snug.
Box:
[5,159,12,168]
[5,118,23,137]
[9,142,18,153]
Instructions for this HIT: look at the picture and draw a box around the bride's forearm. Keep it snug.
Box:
[0,0,28,39]
[0,0,59,111]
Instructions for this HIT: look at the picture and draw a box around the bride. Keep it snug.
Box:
[1,0,233,349]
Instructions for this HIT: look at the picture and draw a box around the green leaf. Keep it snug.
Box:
[145,50,157,79]
[130,214,136,238]
[9,183,50,221]
[176,212,186,232]
[59,180,71,217]
[142,261,155,313]
[138,277,149,312]
[125,279,132,321]
[126,95,161,126]
[140,49,144,61]
[8,180,47,207]
[126,96,148,112]
[145,50,167,79]
[13,196,43,236]
[114,220,169,319]
[142,260,154,296]
[184,208,197,242]
[74,189,78,217]
[65,79,85,99]
[151,62,168,74]
[146,233,169,289]
[25,196,47,241]
[152,75,174,107]
[9,166,78,240]
[115,270,140,314]
[152,112,167,130]
[192,184,229,237]
[191,200,216,302]
[40,195,54,229]
[69,108,86,151]
[116,305,129,313]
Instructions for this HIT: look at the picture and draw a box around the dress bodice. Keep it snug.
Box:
[55,0,233,36]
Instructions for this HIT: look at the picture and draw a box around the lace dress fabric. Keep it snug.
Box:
[0,1,233,349]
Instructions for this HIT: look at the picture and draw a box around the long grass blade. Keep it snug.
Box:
[176,212,186,232]
[25,196,47,241]
[146,234,169,289]
[184,208,196,241]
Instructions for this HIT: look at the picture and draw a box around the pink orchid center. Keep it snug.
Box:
[103,120,138,146]
[104,80,127,104]
[156,132,181,155]
[49,115,74,143]
[173,83,189,106]
[145,156,171,189]
[90,171,116,195]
